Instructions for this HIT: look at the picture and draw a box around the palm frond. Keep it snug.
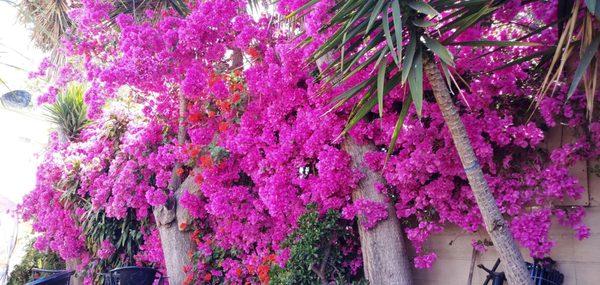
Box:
[45,83,89,141]
[531,0,600,120]
[19,0,72,52]
[292,0,531,154]
[109,0,189,22]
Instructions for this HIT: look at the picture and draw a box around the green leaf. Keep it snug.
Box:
[440,61,454,93]
[491,48,555,71]
[377,63,387,117]
[585,0,600,19]
[408,49,423,117]
[286,0,321,18]
[402,35,417,84]
[383,4,400,67]
[424,35,454,66]
[366,0,387,35]
[408,0,440,17]
[412,18,435,27]
[341,93,378,136]
[391,0,403,68]
[386,96,412,159]
[567,35,600,99]
[329,76,377,111]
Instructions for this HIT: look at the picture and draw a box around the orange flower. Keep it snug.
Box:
[246,265,255,274]
[208,72,220,87]
[180,222,188,231]
[188,112,201,123]
[183,274,194,285]
[200,155,213,168]
[218,121,229,132]
[188,145,201,158]
[216,100,231,112]
[176,167,184,176]
[231,93,241,103]
[257,265,270,284]
[247,47,260,59]
[194,173,204,184]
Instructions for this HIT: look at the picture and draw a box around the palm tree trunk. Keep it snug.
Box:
[422,57,531,285]
[66,259,83,285]
[343,138,413,285]
[315,53,412,284]
[153,91,194,284]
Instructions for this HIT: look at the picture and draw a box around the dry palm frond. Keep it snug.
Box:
[532,0,600,120]
[45,83,89,141]
[19,0,73,52]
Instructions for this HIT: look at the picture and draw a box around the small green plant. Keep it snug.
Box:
[8,240,65,285]
[45,83,89,141]
[270,204,364,285]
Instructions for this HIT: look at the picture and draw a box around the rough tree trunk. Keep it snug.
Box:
[153,91,194,284]
[343,138,412,285]
[423,57,531,285]
[154,48,244,283]
[66,259,83,285]
[315,53,412,284]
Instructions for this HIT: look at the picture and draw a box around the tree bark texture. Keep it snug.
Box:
[423,57,532,285]
[66,258,83,285]
[315,52,413,285]
[343,138,412,285]
[153,91,195,284]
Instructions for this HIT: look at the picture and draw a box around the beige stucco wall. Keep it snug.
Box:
[414,127,600,284]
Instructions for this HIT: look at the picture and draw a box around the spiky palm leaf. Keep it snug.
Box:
[110,0,189,21]
[535,0,599,119]
[19,0,189,53]
[45,83,89,141]
[19,0,72,52]
[290,0,538,155]
[486,0,600,119]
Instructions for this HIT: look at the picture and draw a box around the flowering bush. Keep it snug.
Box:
[20,0,599,283]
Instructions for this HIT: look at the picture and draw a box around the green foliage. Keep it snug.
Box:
[80,208,151,284]
[291,0,540,158]
[8,240,65,285]
[270,204,363,285]
[45,83,89,141]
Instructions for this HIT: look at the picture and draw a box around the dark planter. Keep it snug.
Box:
[102,266,164,285]
[479,258,564,285]
[25,269,74,285]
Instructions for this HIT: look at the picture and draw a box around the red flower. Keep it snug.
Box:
[247,47,261,59]
[200,155,213,168]
[218,121,229,132]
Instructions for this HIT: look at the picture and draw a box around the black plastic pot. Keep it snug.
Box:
[102,266,164,285]
[479,258,564,285]
[527,261,564,285]
[25,270,74,285]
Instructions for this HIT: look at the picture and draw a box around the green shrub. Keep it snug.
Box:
[8,240,65,285]
[270,204,364,284]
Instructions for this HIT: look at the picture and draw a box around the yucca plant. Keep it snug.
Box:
[45,83,89,141]
[290,1,542,284]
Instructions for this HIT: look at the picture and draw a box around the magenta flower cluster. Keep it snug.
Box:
[20,0,599,282]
